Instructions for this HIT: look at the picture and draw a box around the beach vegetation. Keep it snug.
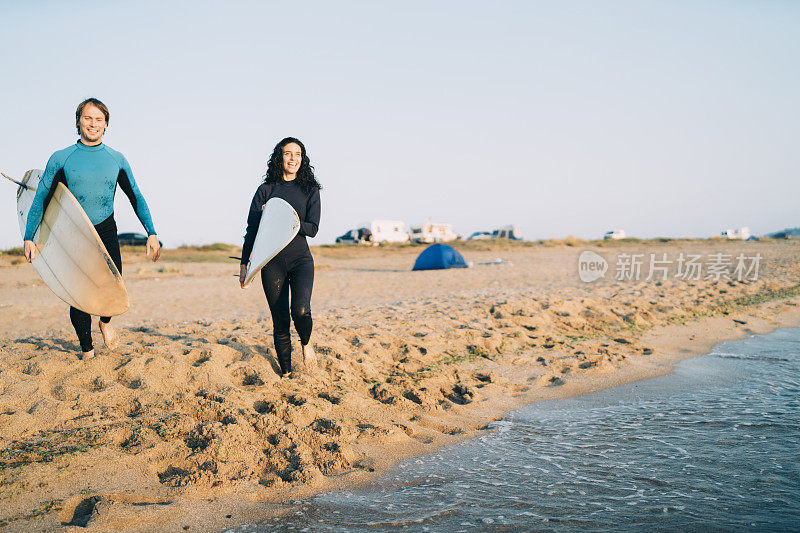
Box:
[386,348,487,385]
[122,245,242,263]
[23,500,63,520]
[0,427,104,472]
[716,284,800,311]
[539,235,585,247]
[467,345,494,359]
[135,266,185,275]
[178,242,238,252]
[659,284,800,327]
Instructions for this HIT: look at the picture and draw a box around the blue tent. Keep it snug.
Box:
[412,244,468,271]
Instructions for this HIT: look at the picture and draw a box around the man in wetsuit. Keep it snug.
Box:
[23,98,160,360]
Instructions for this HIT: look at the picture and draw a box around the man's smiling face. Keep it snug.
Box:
[79,103,107,145]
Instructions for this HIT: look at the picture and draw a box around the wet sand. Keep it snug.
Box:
[0,239,799,531]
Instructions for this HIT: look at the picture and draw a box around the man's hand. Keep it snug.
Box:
[23,240,37,262]
[240,264,248,289]
[146,235,161,262]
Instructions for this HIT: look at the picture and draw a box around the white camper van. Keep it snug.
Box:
[370,220,409,243]
[721,227,751,240]
[409,222,458,243]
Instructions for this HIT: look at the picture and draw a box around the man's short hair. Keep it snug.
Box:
[75,98,110,134]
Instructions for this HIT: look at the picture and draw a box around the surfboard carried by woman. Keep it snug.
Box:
[239,137,321,377]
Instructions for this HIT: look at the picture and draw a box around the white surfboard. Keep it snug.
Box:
[243,197,301,286]
[11,169,130,316]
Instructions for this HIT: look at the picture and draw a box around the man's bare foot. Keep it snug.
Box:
[81,349,95,360]
[99,321,120,350]
[302,343,316,370]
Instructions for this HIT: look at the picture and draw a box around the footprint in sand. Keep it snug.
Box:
[534,374,565,387]
[253,400,276,414]
[442,384,473,405]
[317,391,342,405]
[117,374,143,390]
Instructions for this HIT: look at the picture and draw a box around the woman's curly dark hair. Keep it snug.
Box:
[264,137,322,192]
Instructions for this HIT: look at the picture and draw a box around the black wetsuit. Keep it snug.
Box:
[241,180,321,374]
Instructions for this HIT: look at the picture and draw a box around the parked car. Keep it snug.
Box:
[335,227,372,244]
[492,225,523,240]
[603,229,626,240]
[118,232,163,247]
[468,231,493,240]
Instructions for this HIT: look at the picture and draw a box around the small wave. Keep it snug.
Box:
[713,353,794,362]
[333,505,459,528]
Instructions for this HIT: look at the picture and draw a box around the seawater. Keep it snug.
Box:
[228,327,800,532]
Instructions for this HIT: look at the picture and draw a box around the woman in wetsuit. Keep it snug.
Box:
[239,137,321,377]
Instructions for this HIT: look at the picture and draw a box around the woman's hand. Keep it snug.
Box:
[146,235,161,262]
[23,240,37,262]
[240,264,249,289]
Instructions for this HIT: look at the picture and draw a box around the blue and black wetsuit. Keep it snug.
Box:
[25,141,157,352]
[241,179,321,374]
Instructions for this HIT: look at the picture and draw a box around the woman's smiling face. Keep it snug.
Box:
[282,142,302,177]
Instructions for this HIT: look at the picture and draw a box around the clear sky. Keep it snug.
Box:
[1,0,798,249]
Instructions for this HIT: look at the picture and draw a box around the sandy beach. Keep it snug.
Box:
[1,239,799,532]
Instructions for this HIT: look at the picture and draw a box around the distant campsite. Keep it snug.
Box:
[335,221,523,245]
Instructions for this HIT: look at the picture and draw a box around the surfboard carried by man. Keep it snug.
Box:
[22,98,161,360]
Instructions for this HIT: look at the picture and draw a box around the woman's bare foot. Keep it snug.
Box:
[99,321,120,350]
[81,349,95,360]
[302,343,316,370]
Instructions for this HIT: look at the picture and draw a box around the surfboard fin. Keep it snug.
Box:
[2,172,35,191]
